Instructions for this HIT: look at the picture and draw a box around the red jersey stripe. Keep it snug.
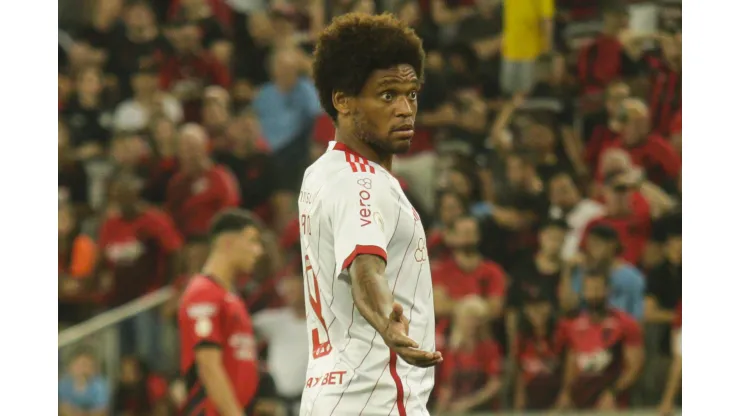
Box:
[389,352,407,416]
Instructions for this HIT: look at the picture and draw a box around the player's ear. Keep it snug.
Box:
[332,91,351,117]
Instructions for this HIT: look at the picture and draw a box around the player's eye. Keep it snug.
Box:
[381,92,394,102]
[408,91,418,101]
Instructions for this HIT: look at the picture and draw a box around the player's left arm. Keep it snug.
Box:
[612,316,646,394]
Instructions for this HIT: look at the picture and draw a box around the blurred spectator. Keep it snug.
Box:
[601,98,681,189]
[658,300,682,416]
[669,109,681,157]
[99,172,183,363]
[583,80,630,173]
[59,348,110,416]
[435,295,503,413]
[59,204,99,325]
[59,120,92,214]
[214,111,276,224]
[160,19,231,122]
[500,0,554,95]
[61,66,113,159]
[113,63,184,133]
[644,228,681,352]
[113,355,170,415]
[253,47,321,228]
[142,115,180,204]
[548,172,604,262]
[427,190,469,260]
[108,0,169,100]
[174,0,232,63]
[508,218,567,312]
[166,124,240,273]
[567,224,645,319]
[645,29,682,136]
[253,274,308,416]
[513,292,562,411]
[582,170,653,266]
[432,216,507,347]
[556,270,644,410]
[253,48,320,180]
[576,3,637,95]
[457,0,502,61]
[73,0,124,71]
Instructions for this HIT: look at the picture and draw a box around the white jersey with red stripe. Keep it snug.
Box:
[297,141,435,416]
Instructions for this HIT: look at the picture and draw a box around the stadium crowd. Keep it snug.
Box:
[58,0,682,414]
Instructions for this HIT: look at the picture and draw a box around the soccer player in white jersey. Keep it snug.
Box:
[297,12,442,416]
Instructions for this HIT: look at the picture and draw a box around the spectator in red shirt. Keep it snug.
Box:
[435,295,503,414]
[432,216,507,345]
[555,270,644,411]
[99,171,183,362]
[603,98,681,188]
[428,190,469,261]
[582,80,630,173]
[576,4,635,95]
[166,123,240,274]
[513,291,563,411]
[645,29,682,136]
[582,171,652,266]
[160,19,231,123]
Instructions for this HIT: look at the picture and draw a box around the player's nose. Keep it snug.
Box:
[394,97,414,117]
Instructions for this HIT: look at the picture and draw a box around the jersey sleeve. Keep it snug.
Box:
[181,287,227,348]
[330,173,397,271]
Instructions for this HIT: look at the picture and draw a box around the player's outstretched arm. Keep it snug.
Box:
[349,255,443,368]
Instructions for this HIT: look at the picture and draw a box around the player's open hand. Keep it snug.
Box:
[381,303,443,368]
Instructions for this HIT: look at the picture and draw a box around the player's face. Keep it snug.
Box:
[233,226,264,272]
[352,64,420,154]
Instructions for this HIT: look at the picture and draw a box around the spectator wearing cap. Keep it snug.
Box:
[582,168,653,266]
[566,224,645,319]
[500,0,554,95]
[548,172,604,262]
[601,98,681,189]
[159,18,231,123]
[253,47,322,228]
[113,63,183,133]
[165,124,240,274]
[108,0,169,100]
[58,348,110,416]
[513,291,563,411]
[508,219,567,315]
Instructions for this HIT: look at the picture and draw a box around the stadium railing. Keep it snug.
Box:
[58,286,175,382]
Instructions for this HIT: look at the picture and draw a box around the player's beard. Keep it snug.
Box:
[351,111,404,154]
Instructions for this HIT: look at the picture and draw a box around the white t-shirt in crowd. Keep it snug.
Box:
[112,96,183,132]
[254,307,310,398]
[297,141,436,416]
[550,199,605,261]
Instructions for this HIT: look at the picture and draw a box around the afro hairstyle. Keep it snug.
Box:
[312,12,425,122]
